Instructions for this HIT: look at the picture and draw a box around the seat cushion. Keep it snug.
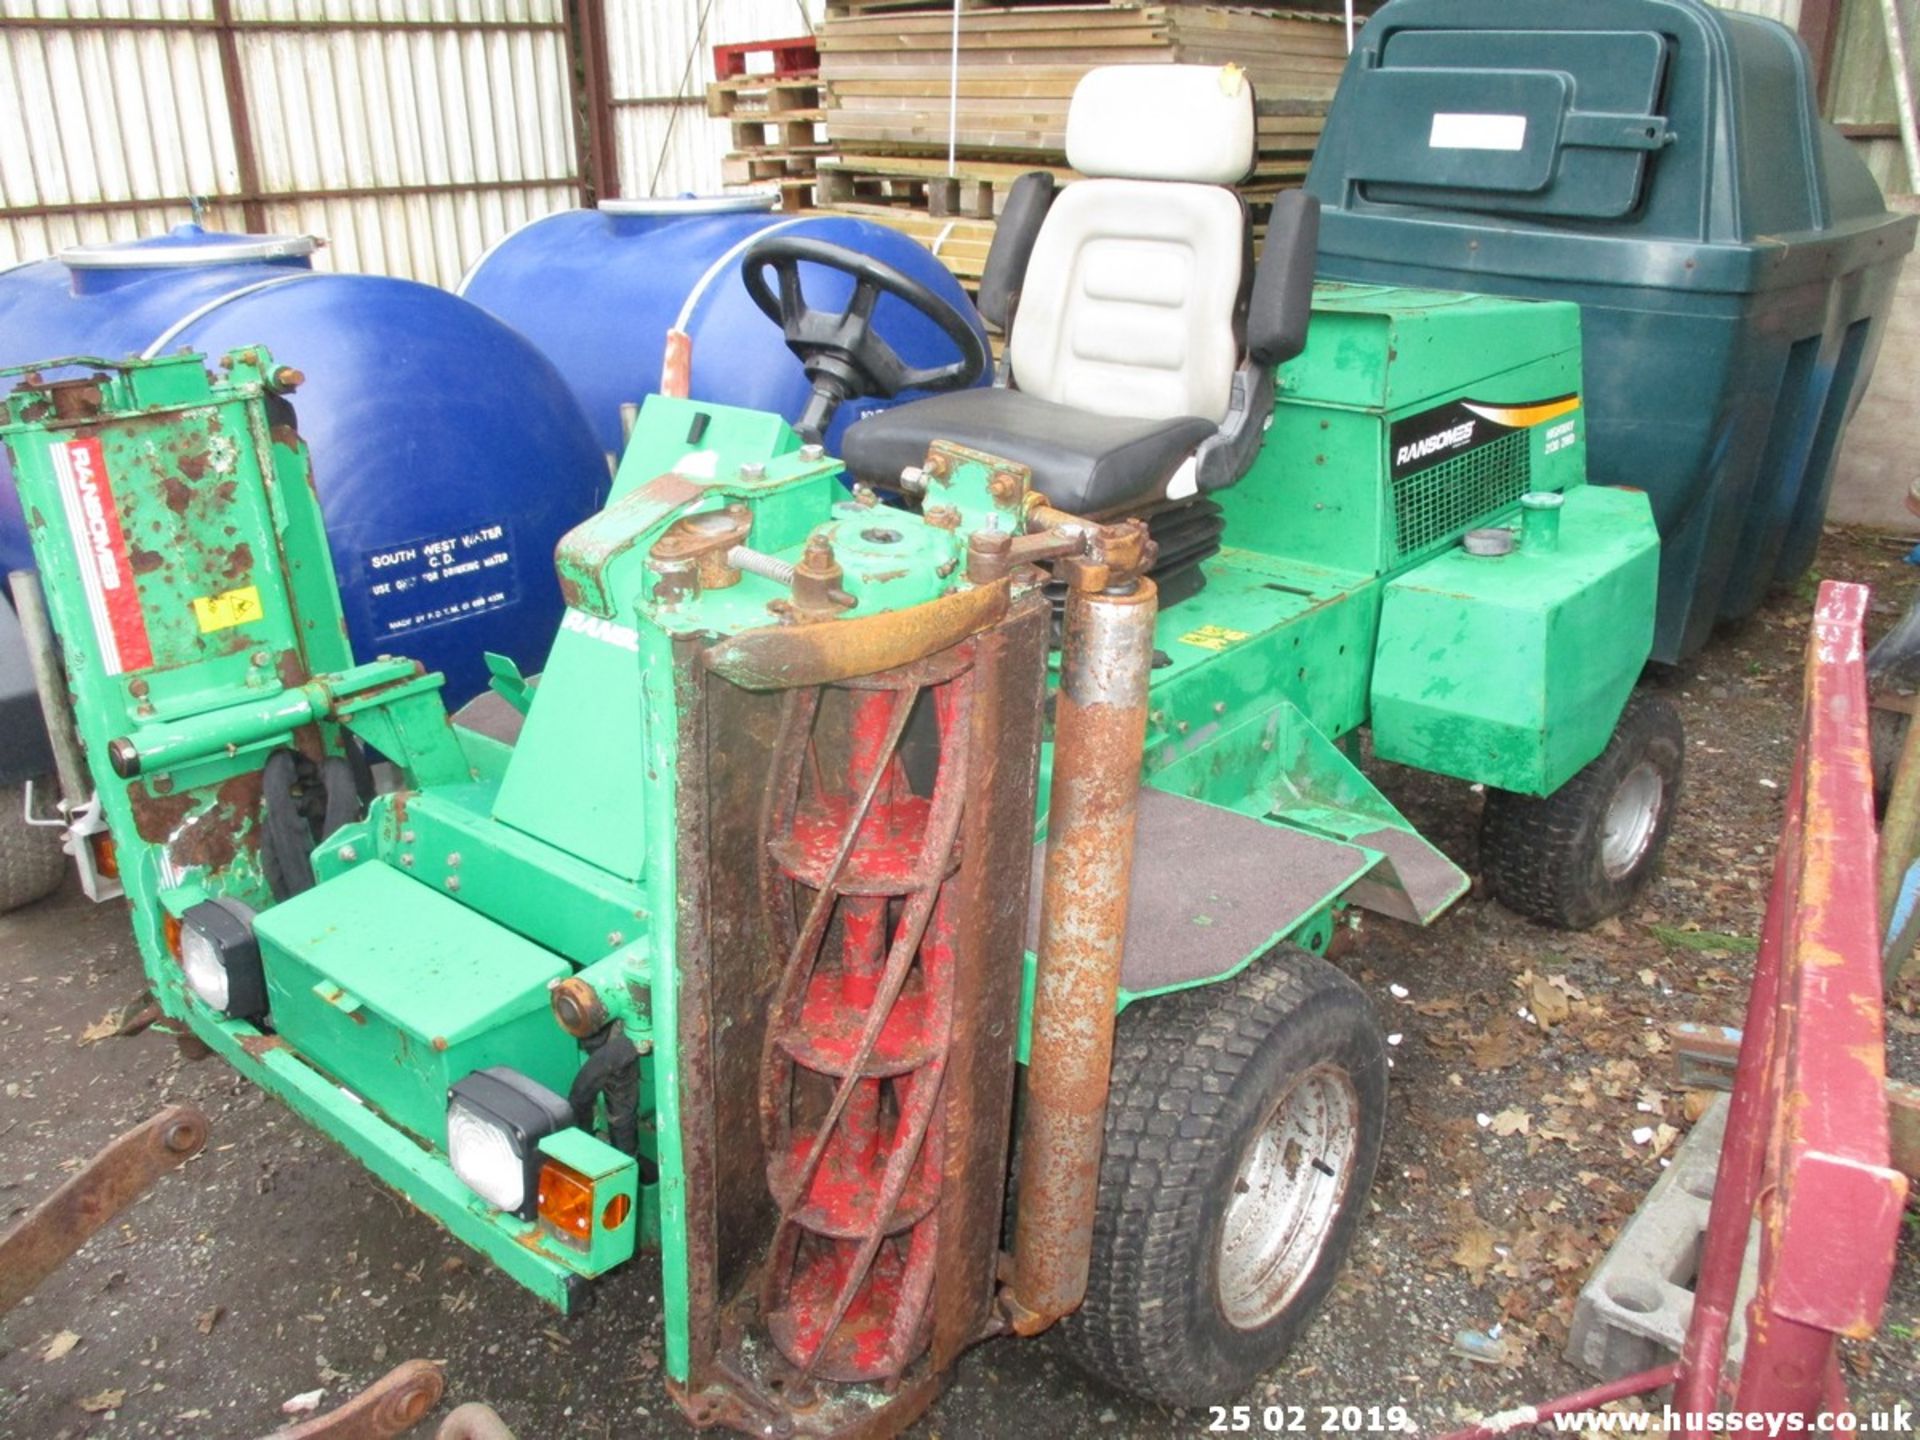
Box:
[841,388,1218,517]
[1009,179,1246,423]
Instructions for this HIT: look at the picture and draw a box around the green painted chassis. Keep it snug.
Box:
[1,284,1661,1385]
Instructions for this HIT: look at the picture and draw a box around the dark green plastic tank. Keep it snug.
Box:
[1307,0,1916,662]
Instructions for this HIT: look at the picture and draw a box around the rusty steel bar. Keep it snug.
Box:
[1004,575,1157,1333]
[270,1361,446,1440]
[0,1104,209,1314]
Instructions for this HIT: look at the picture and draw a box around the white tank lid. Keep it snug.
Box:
[60,224,319,270]
[598,192,780,217]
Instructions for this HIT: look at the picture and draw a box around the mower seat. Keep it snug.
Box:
[840,63,1318,519]
[841,391,1218,517]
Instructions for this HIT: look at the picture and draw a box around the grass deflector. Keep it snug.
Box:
[3,253,1675,1436]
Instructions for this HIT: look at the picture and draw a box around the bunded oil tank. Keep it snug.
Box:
[1307,0,1917,663]
[458,196,991,456]
[0,225,606,705]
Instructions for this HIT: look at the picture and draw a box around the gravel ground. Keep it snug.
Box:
[1,527,1916,1440]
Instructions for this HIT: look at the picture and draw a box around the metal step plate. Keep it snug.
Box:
[1025,787,1376,997]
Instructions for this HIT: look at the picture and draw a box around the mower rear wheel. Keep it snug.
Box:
[1480,691,1684,930]
[1061,949,1387,1407]
[0,778,66,914]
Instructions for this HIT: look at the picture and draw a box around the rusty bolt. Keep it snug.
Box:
[923,451,951,480]
[988,471,1020,502]
[152,775,174,794]
[270,366,304,392]
[129,678,150,698]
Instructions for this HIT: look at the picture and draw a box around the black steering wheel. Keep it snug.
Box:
[741,234,988,443]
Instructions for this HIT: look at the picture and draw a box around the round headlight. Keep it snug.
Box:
[448,1100,529,1213]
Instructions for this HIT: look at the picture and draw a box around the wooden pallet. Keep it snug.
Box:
[711,77,831,212]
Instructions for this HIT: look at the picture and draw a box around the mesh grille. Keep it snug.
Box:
[1392,429,1532,561]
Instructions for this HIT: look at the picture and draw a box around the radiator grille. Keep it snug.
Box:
[1392,429,1532,561]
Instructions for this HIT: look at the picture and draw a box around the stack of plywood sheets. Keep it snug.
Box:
[818,6,1348,204]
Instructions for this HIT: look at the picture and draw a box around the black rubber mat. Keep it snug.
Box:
[1024,787,1372,994]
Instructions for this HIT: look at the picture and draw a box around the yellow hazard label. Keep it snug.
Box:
[1177,624,1250,652]
[192,584,264,633]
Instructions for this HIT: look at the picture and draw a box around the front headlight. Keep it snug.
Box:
[176,898,265,1021]
[446,1067,574,1218]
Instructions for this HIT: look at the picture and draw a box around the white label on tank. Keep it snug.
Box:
[1428,113,1528,152]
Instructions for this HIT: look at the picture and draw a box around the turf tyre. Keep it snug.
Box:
[1480,691,1683,930]
[1060,948,1387,1406]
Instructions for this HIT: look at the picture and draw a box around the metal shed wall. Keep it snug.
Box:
[0,0,586,285]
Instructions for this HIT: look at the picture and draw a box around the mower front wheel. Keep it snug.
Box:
[1060,949,1387,1407]
[0,778,66,914]
[1480,691,1684,930]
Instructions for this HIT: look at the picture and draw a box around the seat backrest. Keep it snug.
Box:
[1008,65,1256,424]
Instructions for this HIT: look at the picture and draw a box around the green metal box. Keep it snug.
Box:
[1369,483,1658,796]
[254,861,578,1146]
[1222,284,1585,577]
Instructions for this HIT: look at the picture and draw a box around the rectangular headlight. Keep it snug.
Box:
[177,898,266,1021]
[446,1067,574,1218]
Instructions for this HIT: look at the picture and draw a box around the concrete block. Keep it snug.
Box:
[1566,1094,1733,1380]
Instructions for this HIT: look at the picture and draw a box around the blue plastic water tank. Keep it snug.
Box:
[458,195,991,455]
[0,225,606,704]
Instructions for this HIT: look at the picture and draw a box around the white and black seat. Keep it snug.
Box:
[841,64,1320,521]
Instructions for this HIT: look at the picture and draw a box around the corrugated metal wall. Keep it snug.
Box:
[603,0,819,199]
[0,0,585,285]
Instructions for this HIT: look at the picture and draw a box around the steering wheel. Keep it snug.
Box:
[741,234,988,441]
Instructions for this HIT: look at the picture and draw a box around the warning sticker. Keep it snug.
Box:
[362,523,519,639]
[1178,624,1250,652]
[51,435,153,675]
[193,584,264,633]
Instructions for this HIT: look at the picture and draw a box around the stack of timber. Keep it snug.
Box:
[709,73,830,211]
[796,4,1354,286]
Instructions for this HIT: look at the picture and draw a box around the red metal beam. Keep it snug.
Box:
[208,0,266,234]
[569,0,621,204]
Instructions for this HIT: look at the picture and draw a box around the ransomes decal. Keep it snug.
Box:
[1388,394,1580,482]
[51,435,153,675]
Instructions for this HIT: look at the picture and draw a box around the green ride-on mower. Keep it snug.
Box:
[3,65,1680,1438]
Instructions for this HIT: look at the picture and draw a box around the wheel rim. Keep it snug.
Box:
[1216,1064,1361,1330]
[1600,761,1664,881]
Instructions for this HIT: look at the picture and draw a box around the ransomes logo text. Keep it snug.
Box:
[69,443,124,591]
[1396,420,1476,470]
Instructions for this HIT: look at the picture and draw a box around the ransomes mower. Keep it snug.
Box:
[2,64,1681,1436]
